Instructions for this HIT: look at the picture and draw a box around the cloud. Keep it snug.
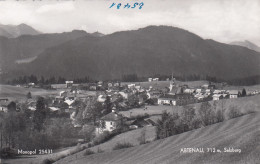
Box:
[0,0,259,46]
[36,2,75,13]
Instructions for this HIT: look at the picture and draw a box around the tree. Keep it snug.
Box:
[198,102,215,126]
[128,94,139,108]
[33,97,48,131]
[138,128,146,145]
[180,105,196,131]
[83,99,103,125]
[228,106,242,119]
[215,100,225,123]
[156,111,181,139]
[242,88,247,97]
[104,96,112,114]
[26,92,32,99]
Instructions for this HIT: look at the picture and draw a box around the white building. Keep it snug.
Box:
[228,90,239,99]
[97,110,124,133]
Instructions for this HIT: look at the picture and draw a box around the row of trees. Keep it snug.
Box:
[0,97,79,155]
[3,73,260,86]
[6,75,93,85]
[156,101,241,139]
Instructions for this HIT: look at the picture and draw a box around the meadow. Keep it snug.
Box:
[55,112,260,164]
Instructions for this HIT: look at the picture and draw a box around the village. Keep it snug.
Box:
[1,77,259,135]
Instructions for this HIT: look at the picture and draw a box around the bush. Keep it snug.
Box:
[93,131,112,145]
[87,143,92,148]
[84,149,95,156]
[69,144,83,155]
[113,142,133,150]
[227,106,243,119]
[41,158,54,164]
[97,147,104,153]
[0,147,17,159]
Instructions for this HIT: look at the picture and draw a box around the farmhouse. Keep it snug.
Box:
[97,95,106,103]
[98,110,125,133]
[147,90,161,99]
[0,101,16,112]
[228,90,239,99]
[128,84,136,89]
[184,88,195,94]
[213,94,223,101]
[158,94,196,106]
[65,81,73,88]
[158,94,176,105]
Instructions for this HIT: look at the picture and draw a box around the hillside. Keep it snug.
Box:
[0,23,41,38]
[55,112,260,164]
[0,30,90,69]
[8,25,260,80]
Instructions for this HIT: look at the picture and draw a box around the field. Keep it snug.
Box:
[2,126,156,164]
[0,84,96,101]
[121,80,208,89]
[120,95,260,118]
[0,84,61,100]
[55,112,260,164]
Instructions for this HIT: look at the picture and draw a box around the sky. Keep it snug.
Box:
[0,0,259,45]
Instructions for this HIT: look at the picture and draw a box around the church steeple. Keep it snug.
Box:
[169,72,175,91]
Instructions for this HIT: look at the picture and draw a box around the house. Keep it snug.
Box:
[127,84,135,89]
[59,91,67,97]
[135,85,141,91]
[107,82,113,88]
[0,101,16,112]
[0,98,8,103]
[27,100,36,111]
[97,110,125,133]
[97,95,106,103]
[213,90,222,94]
[205,89,211,94]
[0,101,8,112]
[158,94,196,106]
[53,96,64,104]
[119,91,130,99]
[144,118,157,126]
[158,94,177,105]
[89,83,97,91]
[65,81,73,88]
[131,119,149,127]
[148,78,153,82]
[49,107,60,112]
[153,78,159,81]
[184,88,195,94]
[196,89,202,94]
[228,90,239,98]
[97,81,103,87]
[169,86,182,95]
[213,94,223,101]
[202,84,209,89]
[208,85,216,89]
[28,83,35,87]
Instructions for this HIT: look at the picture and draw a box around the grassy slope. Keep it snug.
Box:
[56,112,260,164]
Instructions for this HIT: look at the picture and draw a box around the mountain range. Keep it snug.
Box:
[0,23,41,38]
[230,40,260,53]
[1,25,260,81]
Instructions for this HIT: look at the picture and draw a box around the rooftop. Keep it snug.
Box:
[101,111,124,121]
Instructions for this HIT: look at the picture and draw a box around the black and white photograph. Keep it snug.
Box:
[0,0,259,163]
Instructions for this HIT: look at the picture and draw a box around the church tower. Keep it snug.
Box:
[169,73,175,91]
